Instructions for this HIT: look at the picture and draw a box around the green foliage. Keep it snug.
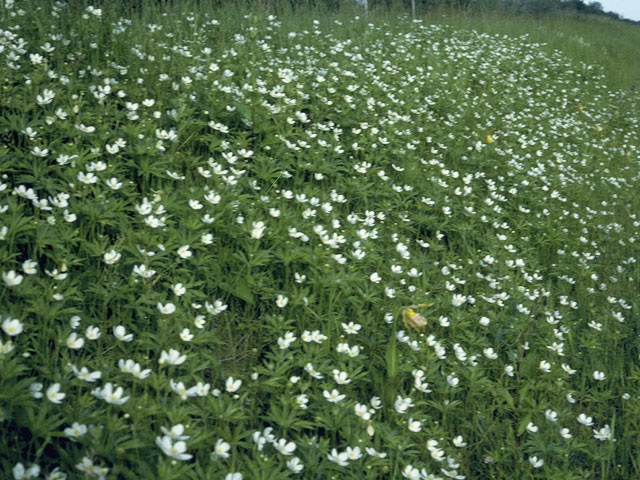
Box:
[0,0,639,479]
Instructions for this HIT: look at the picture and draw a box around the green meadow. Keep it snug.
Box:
[1,1,639,478]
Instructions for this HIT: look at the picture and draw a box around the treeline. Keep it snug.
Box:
[464,0,636,22]
[316,0,637,23]
[242,0,638,24]
[79,0,639,25]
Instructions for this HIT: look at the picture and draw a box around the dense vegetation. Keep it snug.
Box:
[1,0,639,479]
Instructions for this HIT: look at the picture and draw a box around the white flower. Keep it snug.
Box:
[296,394,309,409]
[72,365,101,382]
[304,363,323,379]
[161,424,190,441]
[177,245,192,259]
[212,438,231,459]
[483,347,498,359]
[453,435,467,447]
[204,191,221,204]
[194,315,206,329]
[327,448,349,466]
[332,369,351,385]
[46,383,65,404]
[394,395,414,413]
[172,283,186,296]
[70,316,81,329]
[29,383,43,399]
[560,428,572,439]
[133,264,156,278]
[12,463,40,480]
[225,376,242,393]
[341,322,361,334]
[593,424,612,441]
[250,221,266,239]
[205,299,228,315]
[252,428,274,451]
[22,260,38,275]
[159,348,187,366]
[77,172,98,184]
[189,199,203,210]
[157,302,176,314]
[577,413,594,426]
[354,403,372,420]
[286,456,304,473]
[179,328,194,341]
[301,330,327,343]
[64,422,88,440]
[2,270,23,287]
[201,232,214,244]
[407,268,421,278]
[365,447,387,458]
[539,360,551,373]
[224,474,242,480]
[75,457,108,477]
[323,389,346,403]
[274,438,296,455]
[407,418,422,432]
[119,359,135,373]
[402,465,421,479]
[451,294,467,307]
[132,363,152,379]
[2,317,23,336]
[85,325,101,340]
[345,446,362,460]
[31,146,49,157]
[275,294,288,308]
[593,370,606,381]
[65,332,85,349]
[103,250,121,264]
[113,325,133,342]
[170,380,189,399]
[156,435,193,461]
[86,5,102,17]
[529,456,544,468]
[94,383,129,405]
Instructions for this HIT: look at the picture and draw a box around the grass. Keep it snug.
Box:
[426,7,640,92]
[1,0,640,479]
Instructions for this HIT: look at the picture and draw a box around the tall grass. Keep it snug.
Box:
[426,8,640,91]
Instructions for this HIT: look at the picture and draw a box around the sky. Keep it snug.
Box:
[596,0,640,21]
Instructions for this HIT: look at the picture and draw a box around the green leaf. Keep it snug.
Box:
[219,277,254,304]
[517,414,532,436]
[235,101,252,124]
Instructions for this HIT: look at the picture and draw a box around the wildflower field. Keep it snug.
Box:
[1,1,640,478]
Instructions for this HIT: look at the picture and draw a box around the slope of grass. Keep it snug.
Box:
[427,8,640,92]
[1,1,639,479]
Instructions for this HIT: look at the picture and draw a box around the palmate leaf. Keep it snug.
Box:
[234,101,253,126]
[219,277,254,304]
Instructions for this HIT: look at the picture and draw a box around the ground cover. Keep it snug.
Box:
[1,1,640,478]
